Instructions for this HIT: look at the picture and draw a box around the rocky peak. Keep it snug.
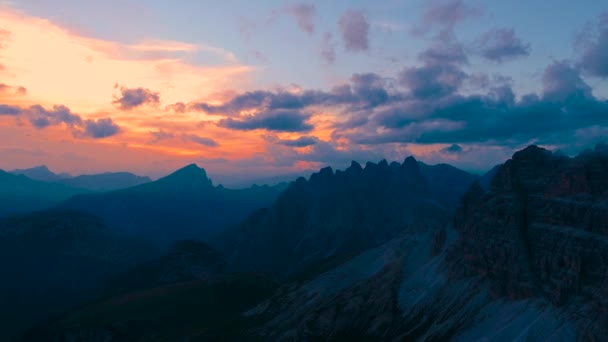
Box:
[309,166,334,185]
[450,144,608,336]
[346,161,363,174]
[400,156,419,174]
[378,159,389,169]
[160,163,213,188]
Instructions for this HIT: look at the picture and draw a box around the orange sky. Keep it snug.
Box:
[0,5,471,183]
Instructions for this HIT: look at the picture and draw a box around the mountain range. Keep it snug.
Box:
[3,145,607,340]
[213,156,478,279]
[57,164,287,245]
[10,165,152,191]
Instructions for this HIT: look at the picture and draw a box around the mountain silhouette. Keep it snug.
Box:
[10,165,152,191]
[213,157,478,278]
[57,172,151,191]
[0,210,156,341]
[10,165,71,182]
[239,144,608,340]
[57,164,285,246]
[0,170,89,217]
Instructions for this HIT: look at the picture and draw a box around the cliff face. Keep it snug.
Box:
[247,145,608,341]
[450,144,608,338]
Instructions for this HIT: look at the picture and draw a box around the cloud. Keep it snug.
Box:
[321,32,336,64]
[150,129,174,142]
[419,40,468,66]
[542,61,592,101]
[26,104,82,129]
[0,83,27,95]
[166,102,187,113]
[183,134,219,147]
[578,13,608,78]
[475,28,531,62]
[191,74,395,117]
[218,109,313,132]
[399,63,468,99]
[416,0,481,34]
[286,3,316,35]
[83,117,120,138]
[339,9,370,52]
[277,136,318,147]
[112,86,160,110]
[0,104,20,115]
[1,102,123,139]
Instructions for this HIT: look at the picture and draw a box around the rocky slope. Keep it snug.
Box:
[244,144,608,340]
[449,144,608,339]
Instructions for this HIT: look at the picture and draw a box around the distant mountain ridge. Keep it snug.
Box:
[0,170,89,217]
[10,165,71,182]
[10,165,151,192]
[57,163,286,246]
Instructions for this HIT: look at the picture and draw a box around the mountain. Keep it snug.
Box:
[213,157,478,279]
[0,210,156,341]
[103,240,226,296]
[236,144,608,340]
[23,273,277,341]
[57,164,285,246]
[58,172,152,192]
[10,165,152,192]
[0,170,89,217]
[21,146,608,340]
[478,164,501,190]
[10,165,71,182]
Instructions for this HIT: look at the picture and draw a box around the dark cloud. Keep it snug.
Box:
[83,118,120,138]
[442,144,463,154]
[191,73,396,118]
[475,28,530,62]
[27,105,82,129]
[338,9,370,52]
[287,3,316,35]
[0,104,20,115]
[399,63,467,99]
[1,102,122,139]
[353,63,607,147]
[277,136,318,147]
[578,13,608,78]
[112,86,160,110]
[219,109,313,132]
[184,134,219,147]
[321,32,336,64]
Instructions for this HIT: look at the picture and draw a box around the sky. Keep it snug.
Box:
[0,0,607,185]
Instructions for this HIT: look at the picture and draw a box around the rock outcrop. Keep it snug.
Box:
[449,144,608,339]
